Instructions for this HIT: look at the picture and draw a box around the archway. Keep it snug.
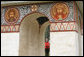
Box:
[19,12,50,56]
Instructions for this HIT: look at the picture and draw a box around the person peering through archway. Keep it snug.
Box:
[45,25,50,56]
[45,38,50,56]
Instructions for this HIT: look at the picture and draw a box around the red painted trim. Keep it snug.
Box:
[3,25,6,32]
[50,30,78,33]
[50,21,76,23]
[12,25,15,31]
[69,22,75,30]
[1,24,20,26]
[1,30,78,33]
[17,25,20,31]
[50,22,76,31]
[61,23,66,30]
[1,24,20,33]
[1,31,19,33]
[19,11,50,26]
[7,25,10,32]
[1,21,75,26]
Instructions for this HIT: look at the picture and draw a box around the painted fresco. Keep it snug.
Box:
[5,8,19,24]
[51,3,69,21]
[1,1,74,25]
[31,5,38,12]
[1,1,78,33]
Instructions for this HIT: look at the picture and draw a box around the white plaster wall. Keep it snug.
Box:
[1,33,19,56]
[81,35,83,56]
[1,32,82,56]
[80,35,83,56]
[50,32,79,56]
[78,32,83,56]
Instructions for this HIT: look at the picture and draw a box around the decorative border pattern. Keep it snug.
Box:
[1,25,20,33]
[1,21,78,33]
[50,21,78,32]
[1,1,78,33]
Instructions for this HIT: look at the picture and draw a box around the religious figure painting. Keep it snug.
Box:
[51,3,69,21]
[5,8,19,24]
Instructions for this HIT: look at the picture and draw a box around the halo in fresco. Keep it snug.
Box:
[51,2,69,21]
[5,8,19,24]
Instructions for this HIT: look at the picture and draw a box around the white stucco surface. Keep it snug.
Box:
[1,32,82,56]
[80,35,83,56]
[50,32,79,56]
[1,33,19,56]
[81,36,83,56]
